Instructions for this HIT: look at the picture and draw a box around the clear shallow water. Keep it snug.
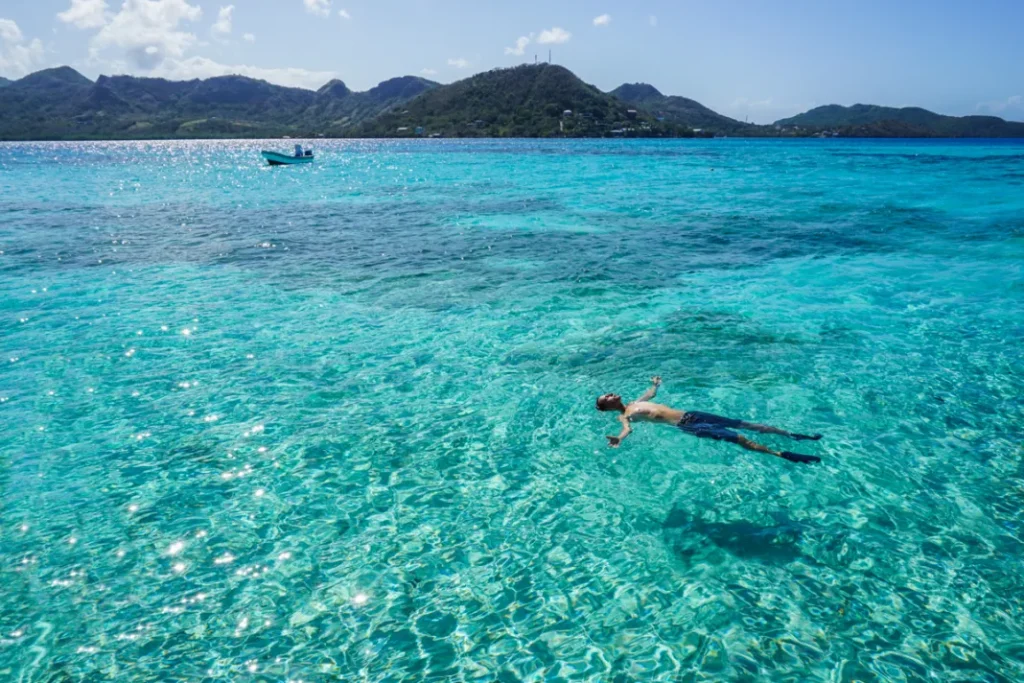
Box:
[1,138,1023,682]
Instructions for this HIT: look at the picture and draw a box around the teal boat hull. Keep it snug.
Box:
[261,150,314,166]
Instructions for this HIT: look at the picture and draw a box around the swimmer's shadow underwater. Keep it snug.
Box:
[661,507,808,566]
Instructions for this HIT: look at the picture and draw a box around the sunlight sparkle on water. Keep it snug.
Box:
[2,139,1022,682]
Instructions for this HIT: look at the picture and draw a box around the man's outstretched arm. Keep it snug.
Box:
[634,376,662,403]
[607,415,632,448]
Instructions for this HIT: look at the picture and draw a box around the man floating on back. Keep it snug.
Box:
[596,377,823,464]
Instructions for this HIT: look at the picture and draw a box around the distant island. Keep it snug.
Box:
[774,104,1024,138]
[1,64,1022,141]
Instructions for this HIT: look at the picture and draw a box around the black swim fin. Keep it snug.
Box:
[781,451,821,464]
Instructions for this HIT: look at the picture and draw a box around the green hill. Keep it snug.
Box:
[354,64,694,138]
[776,104,1024,137]
[17,66,94,89]
[5,65,1022,140]
[609,82,753,134]
[0,68,99,139]
[302,76,436,133]
[0,67,438,140]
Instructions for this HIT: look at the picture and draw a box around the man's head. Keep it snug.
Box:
[596,393,626,412]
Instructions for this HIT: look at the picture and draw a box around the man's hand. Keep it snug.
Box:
[606,436,621,448]
[651,376,662,386]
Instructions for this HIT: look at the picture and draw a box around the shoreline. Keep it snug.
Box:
[3,136,1024,143]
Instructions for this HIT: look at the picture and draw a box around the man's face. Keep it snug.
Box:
[597,394,622,411]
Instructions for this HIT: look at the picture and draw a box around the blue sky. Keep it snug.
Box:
[2,0,1022,123]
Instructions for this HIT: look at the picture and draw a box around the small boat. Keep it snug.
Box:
[261,144,314,166]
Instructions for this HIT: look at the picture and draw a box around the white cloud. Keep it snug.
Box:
[151,56,334,89]
[649,15,658,27]
[212,5,233,36]
[338,9,350,20]
[420,68,437,76]
[593,14,611,27]
[505,35,531,56]
[537,27,571,44]
[243,32,255,43]
[58,0,110,30]
[976,94,1023,117]
[0,19,23,43]
[0,18,46,78]
[303,0,331,17]
[447,57,469,69]
[92,0,203,69]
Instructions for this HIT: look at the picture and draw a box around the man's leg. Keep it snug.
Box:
[736,420,822,442]
[680,421,821,464]
[734,435,821,464]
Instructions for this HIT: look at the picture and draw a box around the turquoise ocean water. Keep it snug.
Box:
[1,139,1023,681]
